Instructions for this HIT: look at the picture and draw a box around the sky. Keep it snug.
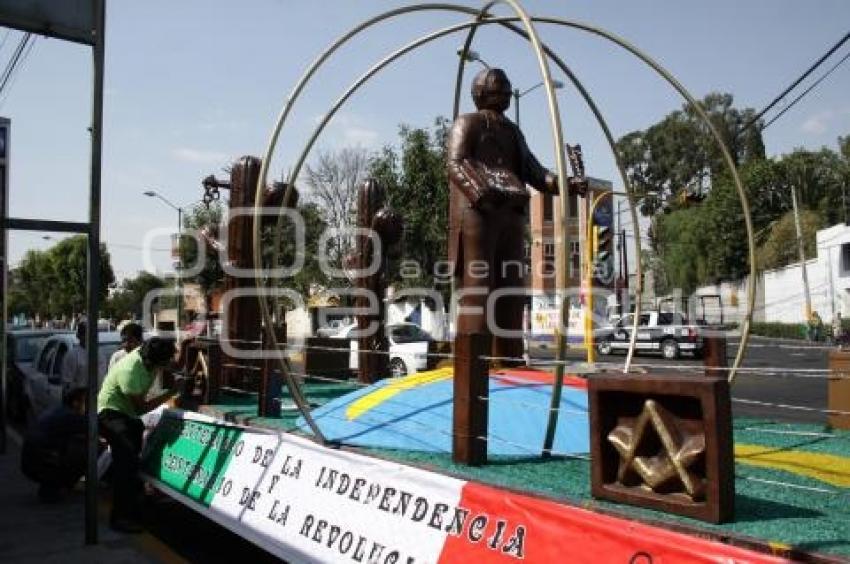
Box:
[2,0,849,281]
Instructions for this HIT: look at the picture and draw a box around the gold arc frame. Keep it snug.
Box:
[253,2,755,442]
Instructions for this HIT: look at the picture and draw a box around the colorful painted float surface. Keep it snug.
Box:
[297,368,590,455]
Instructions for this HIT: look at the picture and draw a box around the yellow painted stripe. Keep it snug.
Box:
[735,444,850,488]
[346,367,454,420]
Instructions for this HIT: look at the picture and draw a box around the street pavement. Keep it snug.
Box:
[0,425,280,563]
[535,335,831,424]
[0,427,166,564]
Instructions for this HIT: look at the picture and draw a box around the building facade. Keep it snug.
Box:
[528,177,614,341]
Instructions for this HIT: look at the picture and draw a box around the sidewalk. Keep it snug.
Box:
[0,427,181,563]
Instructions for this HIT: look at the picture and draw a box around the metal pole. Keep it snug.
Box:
[584,191,610,363]
[0,119,8,455]
[177,206,183,338]
[584,196,594,363]
[791,182,813,322]
[513,88,520,125]
[616,198,623,315]
[828,245,836,322]
[85,0,106,545]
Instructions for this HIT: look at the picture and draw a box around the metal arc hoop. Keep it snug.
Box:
[254,2,754,442]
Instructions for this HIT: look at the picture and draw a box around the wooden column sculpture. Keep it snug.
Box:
[351,178,402,384]
[828,349,850,429]
[703,334,728,378]
[199,156,296,413]
[452,333,491,465]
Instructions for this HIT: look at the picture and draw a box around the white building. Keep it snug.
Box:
[665,223,850,326]
[762,223,850,324]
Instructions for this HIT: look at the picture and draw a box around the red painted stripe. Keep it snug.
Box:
[492,369,588,389]
[438,481,788,563]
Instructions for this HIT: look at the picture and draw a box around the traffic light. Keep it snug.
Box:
[592,225,614,285]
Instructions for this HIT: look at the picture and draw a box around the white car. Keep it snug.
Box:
[21,332,121,417]
[316,319,351,338]
[336,323,433,377]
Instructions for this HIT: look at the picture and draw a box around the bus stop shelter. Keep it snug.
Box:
[0,0,106,545]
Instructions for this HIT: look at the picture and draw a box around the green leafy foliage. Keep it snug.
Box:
[749,321,808,340]
[616,92,765,215]
[7,235,115,319]
[756,210,821,271]
[369,118,450,291]
[269,201,330,300]
[621,89,850,290]
[104,271,166,320]
[181,202,225,299]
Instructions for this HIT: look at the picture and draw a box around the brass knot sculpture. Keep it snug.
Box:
[608,399,706,500]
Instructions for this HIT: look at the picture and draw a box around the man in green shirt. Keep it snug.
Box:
[98,336,177,532]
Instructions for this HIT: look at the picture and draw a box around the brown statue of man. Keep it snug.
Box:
[447,68,584,362]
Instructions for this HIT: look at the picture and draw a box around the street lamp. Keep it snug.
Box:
[457,49,490,69]
[454,50,564,126]
[144,190,184,335]
[513,79,564,126]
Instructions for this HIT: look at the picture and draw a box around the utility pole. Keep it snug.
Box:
[791,182,813,321]
[616,199,625,315]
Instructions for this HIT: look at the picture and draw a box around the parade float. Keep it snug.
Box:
[139,2,850,562]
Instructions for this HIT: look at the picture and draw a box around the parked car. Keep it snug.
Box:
[336,322,434,377]
[4,329,67,422]
[20,332,122,418]
[316,319,351,338]
[595,311,703,359]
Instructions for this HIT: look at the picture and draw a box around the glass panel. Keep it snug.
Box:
[14,336,47,362]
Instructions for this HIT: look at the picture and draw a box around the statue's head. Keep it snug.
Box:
[471,68,512,113]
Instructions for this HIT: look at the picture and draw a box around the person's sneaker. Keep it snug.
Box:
[110,518,144,534]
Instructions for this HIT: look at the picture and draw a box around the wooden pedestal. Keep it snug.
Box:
[828,350,850,429]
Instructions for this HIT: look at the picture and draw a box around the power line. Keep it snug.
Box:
[761,49,850,132]
[737,31,850,136]
[0,35,37,109]
[0,33,32,100]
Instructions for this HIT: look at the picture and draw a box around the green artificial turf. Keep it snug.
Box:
[203,384,850,559]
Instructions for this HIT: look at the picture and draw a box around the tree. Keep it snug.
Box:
[8,235,114,320]
[181,201,225,310]
[652,206,709,294]
[104,271,166,320]
[48,235,115,316]
[616,92,765,215]
[839,134,850,162]
[369,118,450,291]
[8,251,54,319]
[304,147,369,270]
[267,201,330,299]
[757,210,822,271]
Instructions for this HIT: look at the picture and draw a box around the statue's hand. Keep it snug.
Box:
[568,176,588,197]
